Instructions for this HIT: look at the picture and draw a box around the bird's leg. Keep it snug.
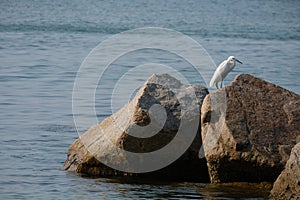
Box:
[215,82,219,89]
[220,80,223,88]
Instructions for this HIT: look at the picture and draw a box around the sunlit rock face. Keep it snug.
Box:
[64,73,210,182]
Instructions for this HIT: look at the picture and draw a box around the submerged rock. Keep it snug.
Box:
[201,74,300,183]
[63,74,210,182]
[270,142,300,199]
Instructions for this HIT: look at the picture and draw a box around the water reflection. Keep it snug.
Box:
[75,177,272,199]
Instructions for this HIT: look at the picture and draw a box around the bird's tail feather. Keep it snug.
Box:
[209,74,217,88]
[209,80,214,87]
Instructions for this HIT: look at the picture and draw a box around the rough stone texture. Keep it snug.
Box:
[201,74,300,183]
[64,74,210,182]
[270,142,300,199]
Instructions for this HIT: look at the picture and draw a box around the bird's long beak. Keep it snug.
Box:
[235,59,243,64]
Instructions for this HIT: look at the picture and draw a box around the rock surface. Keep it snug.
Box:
[201,74,300,183]
[63,74,210,182]
[270,142,300,199]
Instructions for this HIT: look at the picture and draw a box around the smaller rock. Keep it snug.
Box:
[270,142,300,199]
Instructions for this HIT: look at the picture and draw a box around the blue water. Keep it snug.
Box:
[0,0,299,199]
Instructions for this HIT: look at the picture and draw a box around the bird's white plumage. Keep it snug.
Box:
[209,56,242,88]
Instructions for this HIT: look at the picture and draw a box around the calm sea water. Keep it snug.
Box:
[1,0,299,199]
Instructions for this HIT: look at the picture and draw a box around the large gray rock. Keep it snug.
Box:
[201,74,300,183]
[63,74,210,181]
[270,142,300,199]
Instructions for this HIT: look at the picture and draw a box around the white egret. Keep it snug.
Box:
[209,56,242,89]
